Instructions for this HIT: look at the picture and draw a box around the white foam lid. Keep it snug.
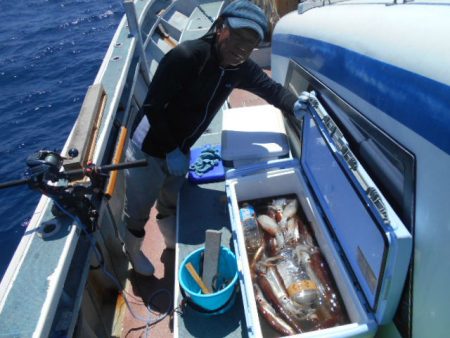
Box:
[221,105,289,161]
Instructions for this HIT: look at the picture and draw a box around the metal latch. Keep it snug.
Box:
[306,92,359,172]
[366,187,389,223]
[341,145,358,171]
[323,119,358,171]
[305,90,390,225]
[322,115,337,136]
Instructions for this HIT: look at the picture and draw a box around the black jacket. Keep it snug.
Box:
[137,33,297,158]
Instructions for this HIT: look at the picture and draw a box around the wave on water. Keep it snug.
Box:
[0,0,124,279]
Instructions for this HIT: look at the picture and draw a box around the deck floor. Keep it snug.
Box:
[120,83,269,337]
[119,208,174,338]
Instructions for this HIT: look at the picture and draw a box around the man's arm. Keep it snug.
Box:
[237,60,297,115]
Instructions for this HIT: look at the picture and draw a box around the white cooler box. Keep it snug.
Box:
[225,95,412,337]
[221,104,290,167]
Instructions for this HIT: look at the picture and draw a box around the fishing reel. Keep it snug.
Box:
[25,150,66,186]
[0,148,147,232]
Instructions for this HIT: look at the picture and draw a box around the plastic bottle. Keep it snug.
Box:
[239,203,263,255]
[278,249,321,307]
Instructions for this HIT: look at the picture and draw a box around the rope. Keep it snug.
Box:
[52,200,174,337]
[189,145,221,176]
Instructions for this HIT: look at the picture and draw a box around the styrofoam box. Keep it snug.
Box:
[226,162,377,338]
[221,105,290,167]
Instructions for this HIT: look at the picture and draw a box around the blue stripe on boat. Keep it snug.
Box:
[272,34,450,154]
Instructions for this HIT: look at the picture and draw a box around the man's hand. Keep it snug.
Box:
[293,92,310,120]
[166,147,189,176]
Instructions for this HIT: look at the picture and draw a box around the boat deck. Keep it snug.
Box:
[119,82,269,337]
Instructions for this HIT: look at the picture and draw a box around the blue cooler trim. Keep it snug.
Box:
[225,158,299,180]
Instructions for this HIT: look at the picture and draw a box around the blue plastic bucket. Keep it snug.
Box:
[179,246,238,313]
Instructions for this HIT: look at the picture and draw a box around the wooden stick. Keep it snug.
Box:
[185,262,211,294]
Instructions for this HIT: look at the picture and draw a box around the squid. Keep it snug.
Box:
[242,196,350,334]
[257,214,285,249]
[256,259,306,334]
[254,283,297,336]
[279,199,298,227]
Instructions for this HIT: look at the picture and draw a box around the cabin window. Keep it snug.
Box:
[284,60,415,337]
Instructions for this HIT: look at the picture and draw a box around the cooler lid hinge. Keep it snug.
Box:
[322,115,337,136]
[308,93,359,172]
[305,91,390,224]
[366,187,389,223]
[340,144,358,171]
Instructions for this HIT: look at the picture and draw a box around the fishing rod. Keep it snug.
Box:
[0,148,147,231]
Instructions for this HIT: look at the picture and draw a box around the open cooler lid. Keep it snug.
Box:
[298,92,412,325]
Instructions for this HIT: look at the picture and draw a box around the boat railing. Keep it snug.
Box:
[143,0,216,76]
[124,0,151,84]
[298,0,413,15]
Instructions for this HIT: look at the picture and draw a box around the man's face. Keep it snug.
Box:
[216,24,260,67]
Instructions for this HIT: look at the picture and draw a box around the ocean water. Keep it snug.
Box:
[0,0,123,280]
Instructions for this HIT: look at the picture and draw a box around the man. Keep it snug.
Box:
[122,0,299,275]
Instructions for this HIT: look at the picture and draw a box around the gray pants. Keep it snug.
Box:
[123,140,185,232]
